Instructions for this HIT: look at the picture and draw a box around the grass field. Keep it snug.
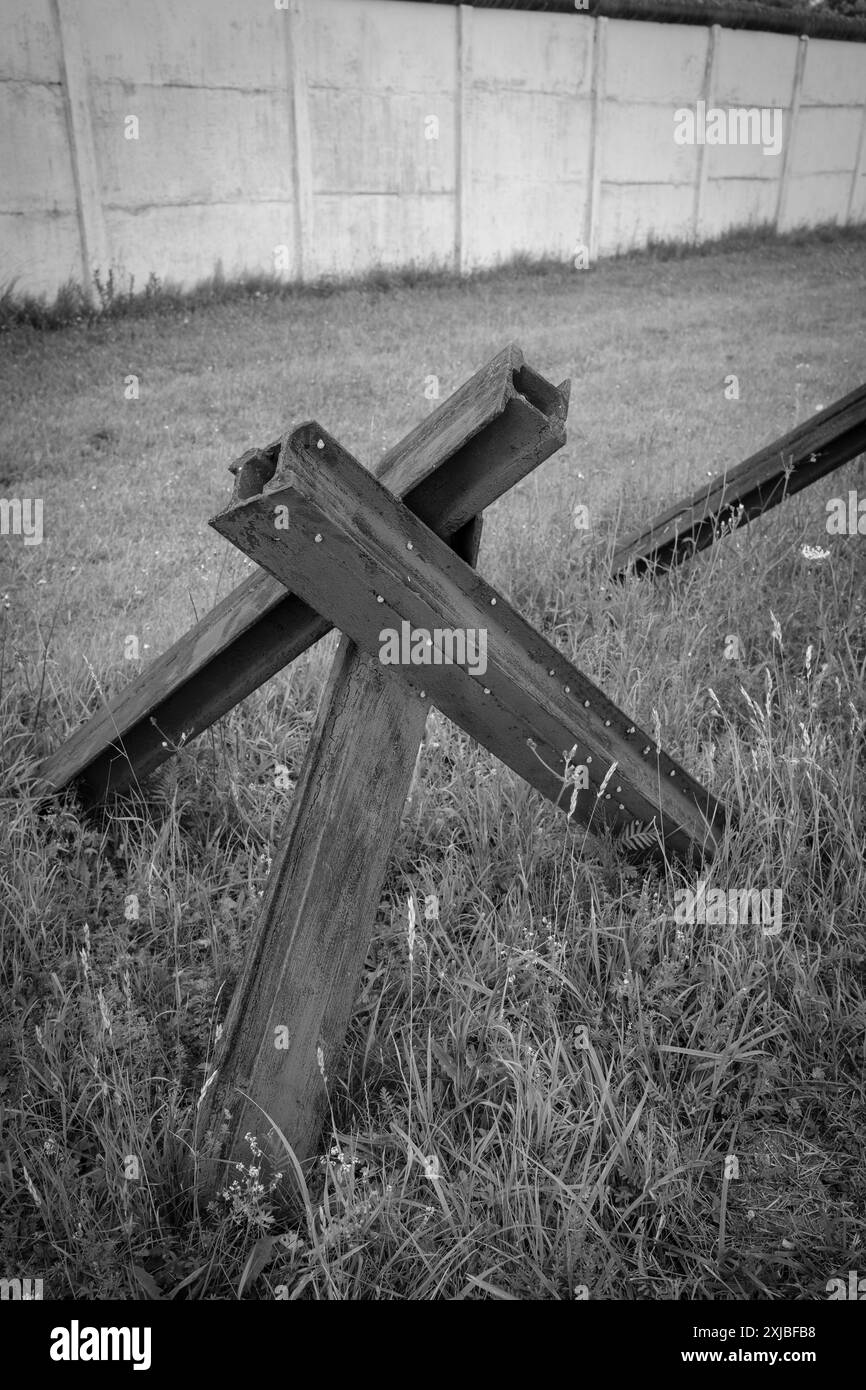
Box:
[1,229,865,1300]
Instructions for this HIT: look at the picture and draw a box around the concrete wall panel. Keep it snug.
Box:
[714,29,800,108]
[309,90,456,194]
[792,105,864,177]
[74,0,286,89]
[306,0,455,93]
[605,19,708,104]
[309,192,454,277]
[0,211,82,296]
[784,171,854,227]
[603,102,698,184]
[91,85,293,208]
[597,181,695,255]
[0,82,77,213]
[472,8,594,96]
[466,178,587,266]
[0,0,62,82]
[104,201,297,287]
[704,125,787,180]
[701,176,780,235]
[470,90,592,185]
[802,38,866,106]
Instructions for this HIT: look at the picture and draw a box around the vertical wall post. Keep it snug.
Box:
[845,94,866,226]
[456,4,473,275]
[286,0,313,281]
[586,16,608,264]
[776,35,808,233]
[693,25,720,243]
[52,0,109,300]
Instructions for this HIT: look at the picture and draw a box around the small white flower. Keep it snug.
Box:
[422,1154,440,1182]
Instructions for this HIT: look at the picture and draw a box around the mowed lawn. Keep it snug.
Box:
[1,231,865,1299]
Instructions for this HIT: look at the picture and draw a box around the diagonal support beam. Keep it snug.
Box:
[610,380,866,579]
[36,345,568,806]
[211,425,727,863]
[199,518,483,1176]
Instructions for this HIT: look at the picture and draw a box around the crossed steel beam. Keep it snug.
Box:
[37,346,724,862]
[35,348,728,1169]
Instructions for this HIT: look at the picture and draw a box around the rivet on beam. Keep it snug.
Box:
[316,439,325,450]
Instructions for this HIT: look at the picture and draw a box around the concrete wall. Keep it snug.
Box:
[1,0,864,299]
